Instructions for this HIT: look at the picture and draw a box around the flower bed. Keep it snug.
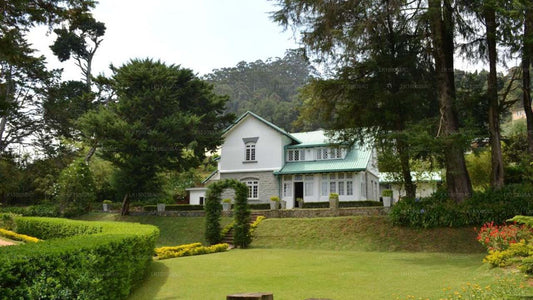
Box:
[155,242,228,260]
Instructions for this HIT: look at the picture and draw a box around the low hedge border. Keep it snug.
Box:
[303,200,383,209]
[0,228,39,243]
[0,216,159,299]
[143,204,204,212]
[154,242,229,260]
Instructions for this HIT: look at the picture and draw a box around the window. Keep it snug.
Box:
[321,174,328,196]
[347,181,353,195]
[330,182,337,194]
[242,179,258,199]
[245,142,256,161]
[317,147,346,160]
[287,149,305,161]
[283,182,292,197]
[338,181,345,195]
[304,175,314,196]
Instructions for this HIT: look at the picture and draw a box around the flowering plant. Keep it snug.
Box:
[476,221,533,251]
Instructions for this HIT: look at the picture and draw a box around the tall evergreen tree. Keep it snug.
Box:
[78,59,233,215]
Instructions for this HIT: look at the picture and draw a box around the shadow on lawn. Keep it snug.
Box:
[129,261,170,300]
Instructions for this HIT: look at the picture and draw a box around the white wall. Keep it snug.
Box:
[187,188,206,205]
[219,116,291,173]
[380,182,439,202]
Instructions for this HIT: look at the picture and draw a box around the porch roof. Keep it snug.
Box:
[274,146,371,175]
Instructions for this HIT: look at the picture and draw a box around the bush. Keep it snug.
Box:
[143,204,204,212]
[302,201,383,209]
[0,216,159,299]
[0,228,39,243]
[154,242,228,260]
[0,204,61,217]
[390,184,533,228]
[477,221,533,251]
[248,203,270,210]
[57,158,96,217]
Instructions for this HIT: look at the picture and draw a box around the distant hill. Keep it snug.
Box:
[204,49,314,132]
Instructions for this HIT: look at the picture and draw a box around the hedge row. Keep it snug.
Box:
[154,242,228,260]
[0,204,61,217]
[0,228,39,243]
[302,200,383,209]
[390,184,533,228]
[143,204,204,211]
[0,216,159,299]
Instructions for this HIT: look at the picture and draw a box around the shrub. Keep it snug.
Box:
[154,242,228,260]
[249,203,270,210]
[0,204,61,217]
[57,158,96,217]
[269,196,280,202]
[143,204,204,211]
[476,221,533,251]
[0,216,159,299]
[390,184,533,228]
[0,228,39,243]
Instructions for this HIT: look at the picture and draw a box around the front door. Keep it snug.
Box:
[294,182,304,208]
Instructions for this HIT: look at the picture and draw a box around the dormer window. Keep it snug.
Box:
[243,137,258,163]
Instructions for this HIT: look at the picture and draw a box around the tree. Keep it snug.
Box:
[56,158,96,216]
[426,0,473,202]
[79,59,233,215]
[273,0,438,199]
[0,0,96,156]
[205,50,313,131]
[50,11,105,87]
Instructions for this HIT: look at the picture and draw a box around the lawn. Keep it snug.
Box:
[75,212,231,247]
[75,214,529,299]
[129,249,500,300]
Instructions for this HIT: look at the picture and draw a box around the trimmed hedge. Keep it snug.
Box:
[249,203,270,210]
[390,184,533,228]
[302,200,383,209]
[0,216,159,299]
[143,204,204,211]
[154,242,229,260]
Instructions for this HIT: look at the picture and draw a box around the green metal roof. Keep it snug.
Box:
[275,146,372,175]
[223,111,300,143]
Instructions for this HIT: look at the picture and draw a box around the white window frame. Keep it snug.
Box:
[242,178,259,199]
[245,142,256,161]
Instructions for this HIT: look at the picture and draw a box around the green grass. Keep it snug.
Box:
[252,216,485,253]
[75,213,231,247]
[129,249,504,300]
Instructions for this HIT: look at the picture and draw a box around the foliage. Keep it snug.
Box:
[78,59,233,214]
[476,221,533,251]
[438,274,530,300]
[483,240,533,268]
[205,179,251,248]
[56,158,96,217]
[302,201,383,209]
[249,216,266,237]
[205,50,313,131]
[0,0,97,155]
[382,190,393,197]
[0,228,39,243]
[0,216,159,299]
[465,150,492,191]
[389,184,533,228]
[154,242,228,260]
[269,196,280,202]
[0,204,61,217]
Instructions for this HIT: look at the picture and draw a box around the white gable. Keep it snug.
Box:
[219,115,292,173]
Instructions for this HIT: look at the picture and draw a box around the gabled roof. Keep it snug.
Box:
[223,111,300,143]
[275,145,372,175]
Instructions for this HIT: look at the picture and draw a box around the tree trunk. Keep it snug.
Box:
[523,6,533,154]
[428,0,472,202]
[485,6,504,188]
[84,141,97,164]
[396,137,416,199]
[120,193,130,216]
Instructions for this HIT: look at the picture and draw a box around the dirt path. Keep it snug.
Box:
[0,239,15,246]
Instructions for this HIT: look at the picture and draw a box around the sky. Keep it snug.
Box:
[28,0,300,80]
